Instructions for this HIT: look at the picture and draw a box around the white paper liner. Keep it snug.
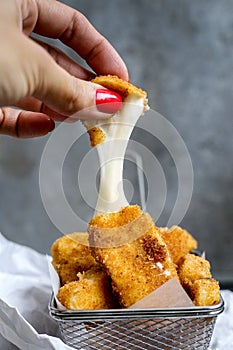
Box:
[47,256,66,311]
[129,277,194,308]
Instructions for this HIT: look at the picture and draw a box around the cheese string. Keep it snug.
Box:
[94,96,145,215]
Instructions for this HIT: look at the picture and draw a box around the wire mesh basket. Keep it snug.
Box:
[49,294,224,350]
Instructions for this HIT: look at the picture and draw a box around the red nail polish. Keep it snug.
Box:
[96,89,122,114]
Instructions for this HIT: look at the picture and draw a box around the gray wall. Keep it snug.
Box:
[0,0,232,286]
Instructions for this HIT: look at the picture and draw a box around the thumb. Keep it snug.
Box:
[32,45,122,121]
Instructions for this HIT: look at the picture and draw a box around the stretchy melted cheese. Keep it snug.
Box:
[83,75,149,215]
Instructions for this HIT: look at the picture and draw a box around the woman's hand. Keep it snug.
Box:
[0,0,128,137]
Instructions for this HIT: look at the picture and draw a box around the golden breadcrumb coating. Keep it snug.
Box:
[88,205,178,308]
[88,127,106,147]
[52,264,80,286]
[89,204,143,229]
[159,226,197,264]
[178,253,212,290]
[189,278,220,306]
[92,75,147,100]
[51,232,99,285]
[84,75,149,147]
[177,253,220,306]
[51,228,220,308]
[57,268,117,310]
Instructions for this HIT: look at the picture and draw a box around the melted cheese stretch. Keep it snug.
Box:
[95,95,145,215]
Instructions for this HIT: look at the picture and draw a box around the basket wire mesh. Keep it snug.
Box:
[49,295,224,350]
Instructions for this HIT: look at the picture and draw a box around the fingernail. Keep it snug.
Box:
[96,89,122,114]
[18,114,55,138]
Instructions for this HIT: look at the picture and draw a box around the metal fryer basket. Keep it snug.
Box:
[49,294,224,350]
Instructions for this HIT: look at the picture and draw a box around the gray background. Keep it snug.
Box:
[0,0,232,287]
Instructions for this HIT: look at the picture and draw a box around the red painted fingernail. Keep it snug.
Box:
[96,89,122,114]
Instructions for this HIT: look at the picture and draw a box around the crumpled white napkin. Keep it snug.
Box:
[0,232,232,350]
[0,233,74,350]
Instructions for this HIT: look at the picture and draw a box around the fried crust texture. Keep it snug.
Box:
[189,278,220,306]
[57,268,117,310]
[177,253,220,306]
[88,205,178,308]
[51,232,99,285]
[159,226,197,264]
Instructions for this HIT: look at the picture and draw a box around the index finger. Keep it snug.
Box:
[33,0,129,80]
